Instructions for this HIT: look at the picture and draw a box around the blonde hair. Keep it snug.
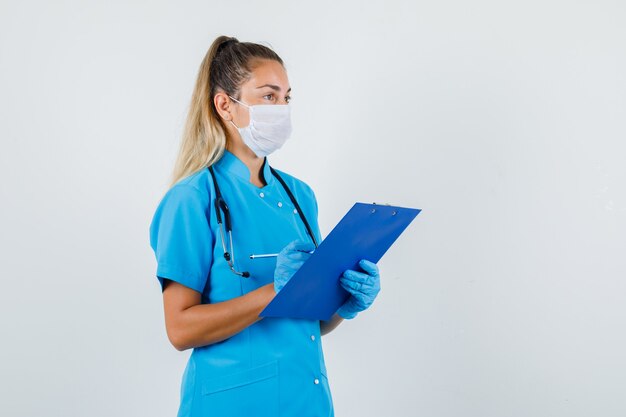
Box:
[168,35,284,188]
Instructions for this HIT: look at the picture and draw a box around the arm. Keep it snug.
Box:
[320,313,344,336]
[162,279,275,351]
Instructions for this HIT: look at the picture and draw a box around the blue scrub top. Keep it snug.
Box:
[149,149,334,417]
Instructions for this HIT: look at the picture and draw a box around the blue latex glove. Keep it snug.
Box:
[336,259,381,319]
[274,240,316,293]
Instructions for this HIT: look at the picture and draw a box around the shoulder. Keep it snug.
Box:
[151,168,214,222]
[163,168,213,204]
[149,169,213,245]
[172,168,213,196]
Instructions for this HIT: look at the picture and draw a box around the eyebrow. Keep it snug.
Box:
[256,84,291,93]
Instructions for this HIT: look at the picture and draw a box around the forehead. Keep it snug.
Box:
[243,59,290,91]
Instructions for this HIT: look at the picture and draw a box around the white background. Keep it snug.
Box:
[1,1,625,416]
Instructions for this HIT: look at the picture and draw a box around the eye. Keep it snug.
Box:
[263,93,291,104]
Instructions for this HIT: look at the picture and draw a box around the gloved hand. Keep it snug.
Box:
[274,239,316,293]
[336,259,381,319]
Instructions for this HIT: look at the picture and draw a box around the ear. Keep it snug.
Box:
[213,92,233,121]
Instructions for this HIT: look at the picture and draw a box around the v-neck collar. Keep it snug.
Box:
[216,149,274,188]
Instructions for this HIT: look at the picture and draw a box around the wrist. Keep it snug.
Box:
[266,282,277,297]
[336,305,358,320]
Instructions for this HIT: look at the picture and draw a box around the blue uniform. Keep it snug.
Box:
[149,149,334,417]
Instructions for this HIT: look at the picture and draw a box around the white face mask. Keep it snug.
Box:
[228,95,292,157]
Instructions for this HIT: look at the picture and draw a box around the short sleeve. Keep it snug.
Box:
[149,184,213,293]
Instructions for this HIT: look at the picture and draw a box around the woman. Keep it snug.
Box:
[149,35,381,417]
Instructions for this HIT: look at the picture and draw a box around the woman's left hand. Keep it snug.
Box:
[336,259,381,319]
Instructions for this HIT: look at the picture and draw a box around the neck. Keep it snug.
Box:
[226,141,266,185]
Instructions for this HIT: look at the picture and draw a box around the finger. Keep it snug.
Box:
[339,277,376,303]
[291,240,315,253]
[341,275,379,294]
[281,240,314,255]
[281,239,305,252]
[342,269,370,283]
[342,270,380,291]
[358,259,379,276]
[285,251,312,262]
[339,275,362,293]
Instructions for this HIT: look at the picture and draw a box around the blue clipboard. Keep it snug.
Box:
[260,202,421,321]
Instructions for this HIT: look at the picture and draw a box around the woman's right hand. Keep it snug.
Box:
[274,239,315,293]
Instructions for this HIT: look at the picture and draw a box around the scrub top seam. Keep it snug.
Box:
[167,181,212,217]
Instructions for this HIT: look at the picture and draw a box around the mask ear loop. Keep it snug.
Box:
[227,95,251,130]
[228,95,250,108]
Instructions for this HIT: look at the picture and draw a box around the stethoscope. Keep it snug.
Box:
[208,164,319,278]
